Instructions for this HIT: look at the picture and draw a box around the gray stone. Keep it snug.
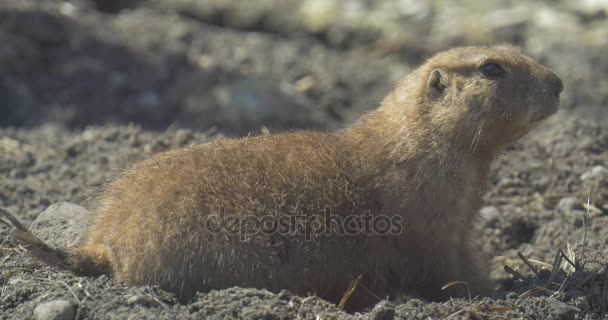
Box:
[126,295,161,306]
[580,165,608,181]
[570,0,608,16]
[557,196,580,212]
[546,299,578,320]
[33,300,75,320]
[213,77,322,135]
[29,202,92,249]
[479,206,500,221]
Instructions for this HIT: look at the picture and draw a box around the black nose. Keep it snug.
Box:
[549,73,563,97]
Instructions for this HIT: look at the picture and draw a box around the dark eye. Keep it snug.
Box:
[480,62,505,78]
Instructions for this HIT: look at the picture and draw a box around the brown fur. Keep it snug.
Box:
[3,45,563,309]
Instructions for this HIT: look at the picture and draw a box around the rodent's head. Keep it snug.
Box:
[394,45,562,153]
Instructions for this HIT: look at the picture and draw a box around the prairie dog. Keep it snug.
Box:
[1,45,562,309]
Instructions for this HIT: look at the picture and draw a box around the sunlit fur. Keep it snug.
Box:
[69,45,562,309]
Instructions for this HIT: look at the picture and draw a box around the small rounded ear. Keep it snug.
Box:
[427,68,448,97]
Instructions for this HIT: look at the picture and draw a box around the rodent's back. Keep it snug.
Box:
[81,132,376,300]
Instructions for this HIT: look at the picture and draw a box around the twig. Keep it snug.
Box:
[0,252,12,265]
[552,276,569,298]
[559,249,577,271]
[0,208,27,230]
[76,282,92,299]
[546,250,563,287]
[518,287,555,298]
[57,280,81,303]
[527,259,553,269]
[296,296,318,320]
[66,282,83,320]
[580,197,590,268]
[441,281,471,301]
[504,265,525,281]
[517,252,540,277]
[602,267,607,314]
[338,274,363,310]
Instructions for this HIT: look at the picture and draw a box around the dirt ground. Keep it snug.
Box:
[1,0,607,319]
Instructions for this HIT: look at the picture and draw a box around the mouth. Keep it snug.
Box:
[530,99,559,123]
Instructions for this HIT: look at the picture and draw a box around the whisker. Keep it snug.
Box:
[469,120,484,153]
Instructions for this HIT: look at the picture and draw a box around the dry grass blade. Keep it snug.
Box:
[527,258,553,269]
[602,269,608,314]
[517,252,540,277]
[504,265,525,281]
[579,197,590,268]
[441,281,471,301]
[582,201,602,216]
[484,306,518,312]
[546,250,563,286]
[446,308,466,318]
[518,287,555,298]
[559,249,578,271]
[0,208,27,231]
[58,280,81,303]
[338,274,363,310]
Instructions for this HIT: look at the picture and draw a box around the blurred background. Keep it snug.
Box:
[0,0,607,136]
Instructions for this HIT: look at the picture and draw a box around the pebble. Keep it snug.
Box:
[479,206,500,221]
[580,165,608,181]
[126,295,161,306]
[29,202,92,248]
[213,77,318,134]
[33,300,75,320]
[556,196,580,212]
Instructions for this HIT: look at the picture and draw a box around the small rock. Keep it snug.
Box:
[570,0,608,16]
[33,300,75,320]
[580,165,608,181]
[370,300,395,320]
[213,77,321,135]
[59,2,77,16]
[299,0,340,33]
[479,206,500,221]
[29,202,92,248]
[126,295,161,306]
[546,300,578,320]
[557,197,580,212]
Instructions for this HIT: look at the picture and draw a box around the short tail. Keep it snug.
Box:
[0,207,73,270]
